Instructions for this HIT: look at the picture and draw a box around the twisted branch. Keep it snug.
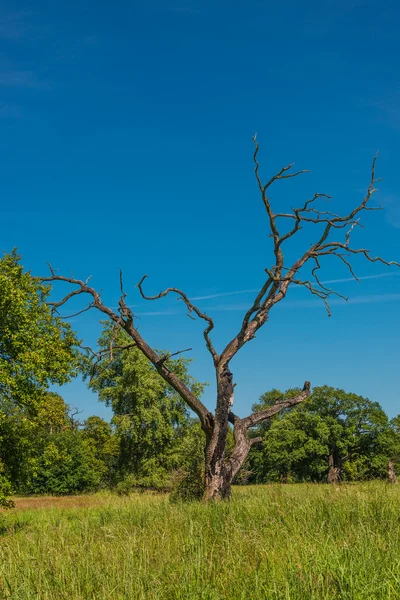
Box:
[241,381,311,429]
[136,275,219,364]
[40,269,213,430]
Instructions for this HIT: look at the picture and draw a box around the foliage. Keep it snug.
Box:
[390,415,400,471]
[248,386,395,483]
[115,467,172,495]
[0,393,110,496]
[170,420,206,502]
[26,430,105,495]
[82,416,119,486]
[35,392,71,434]
[0,250,79,409]
[251,410,330,483]
[86,322,206,486]
[0,466,14,509]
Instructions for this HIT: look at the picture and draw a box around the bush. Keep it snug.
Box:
[170,458,205,503]
[27,432,105,495]
[0,473,14,509]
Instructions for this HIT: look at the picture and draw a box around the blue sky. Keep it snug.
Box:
[2,0,400,420]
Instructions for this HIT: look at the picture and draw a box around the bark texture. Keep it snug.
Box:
[203,367,234,501]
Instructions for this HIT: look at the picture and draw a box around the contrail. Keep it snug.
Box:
[191,272,397,301]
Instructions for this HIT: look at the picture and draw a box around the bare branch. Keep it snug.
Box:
[81,344,136,358]
[58,303,96,319]
[249,436,263,446]
[47,288,87,312]
[40,271,213,431]
[136,275,219,364]
[335,254,360,281]
[316,244,400,268]
[242,381,311,429]
[157,347,192,368]
[219,151,400,368]
[82,342,137,377]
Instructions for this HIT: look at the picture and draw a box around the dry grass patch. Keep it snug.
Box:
[11,494,111,511]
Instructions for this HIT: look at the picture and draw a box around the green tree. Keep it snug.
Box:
[386,415,400,478]
[82,416,119,486]
[0,457,14,509]
[27,429,105,494]
[86,322,206,490]
[0,250,79,409]
[0,392,108,497]
[307,386,391,482]
[35,392,71,434]
[170,419,206,501]
[250,410,330,483]
[248,386,393,483]
[0,400,37,494]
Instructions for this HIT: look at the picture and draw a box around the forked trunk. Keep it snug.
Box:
[201,373,309,501]
[203,368,255,501]
[203,430,251,501]
[203,367,234,501]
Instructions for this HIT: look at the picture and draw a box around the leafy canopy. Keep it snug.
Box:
[248,386,395,483]
[85,322,206,488]
[0,250,80,408]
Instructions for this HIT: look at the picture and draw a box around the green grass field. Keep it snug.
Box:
[1,483,400,599]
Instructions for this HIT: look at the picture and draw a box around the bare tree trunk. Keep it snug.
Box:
[327,453,340,484]
[201,378,310,501]
[203,367,234,501]
[388,460,398,485]
[203,428,254,501]
[203,439,231,501]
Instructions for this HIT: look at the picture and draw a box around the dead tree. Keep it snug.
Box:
[41,138,399,501]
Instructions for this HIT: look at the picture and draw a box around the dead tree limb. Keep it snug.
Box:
[41,138,399,501]
[137,275,218,364]
[41,271,213,431]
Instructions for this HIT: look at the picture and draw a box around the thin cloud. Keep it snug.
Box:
[191,272,398,302]
[136,311,177,316]
[208,292,400,312]
[322,272,397,284]
[372,94,400,130]
[337,293,400,305]
[191,289,259,301]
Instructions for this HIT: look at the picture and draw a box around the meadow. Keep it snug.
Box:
[1,483,400,600]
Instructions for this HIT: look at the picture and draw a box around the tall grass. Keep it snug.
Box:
[1,483,400,599]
